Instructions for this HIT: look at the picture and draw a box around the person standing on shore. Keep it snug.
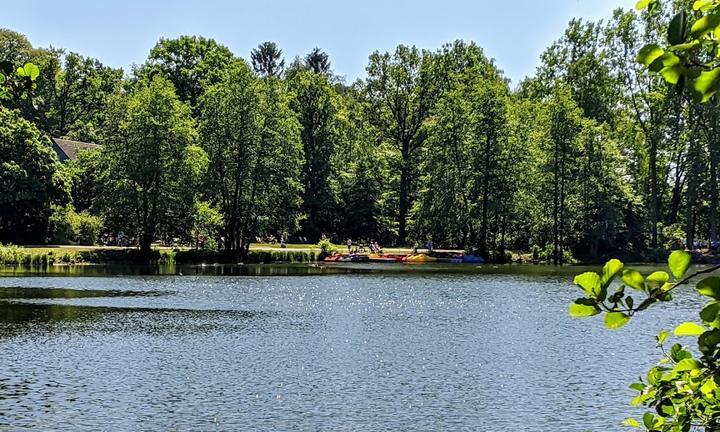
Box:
[347,239,353,253]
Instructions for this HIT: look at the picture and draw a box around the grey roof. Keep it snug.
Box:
[51,138,101,161]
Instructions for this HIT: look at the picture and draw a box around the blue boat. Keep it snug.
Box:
[462,255,484,264]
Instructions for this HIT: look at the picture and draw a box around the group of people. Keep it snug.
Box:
[342,238,436,255]
[345,239,383,254]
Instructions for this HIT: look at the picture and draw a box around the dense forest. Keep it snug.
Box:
[0,2,716,262]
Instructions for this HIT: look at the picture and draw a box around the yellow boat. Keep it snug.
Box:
[405,253,437,263]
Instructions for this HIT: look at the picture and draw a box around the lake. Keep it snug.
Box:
[0,263,704,431]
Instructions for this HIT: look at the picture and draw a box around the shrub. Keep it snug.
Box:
[47,204,103,245]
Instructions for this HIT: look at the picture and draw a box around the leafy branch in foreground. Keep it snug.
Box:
[636,0,720,102]
[571,251,720,431]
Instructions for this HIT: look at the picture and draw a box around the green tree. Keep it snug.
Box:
[414,65,509,255]
[364,45,439,243]
[250,42,285,78]
[32,51,123,141]
[0,29,35,65]
[305,48,331,76]
[100,76,199,253]
[199,62,302,256]
[0,109,68,243]
[289,70,344,241]
[140,35,236,109]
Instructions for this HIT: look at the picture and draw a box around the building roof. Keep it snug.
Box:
[51,138,101,161]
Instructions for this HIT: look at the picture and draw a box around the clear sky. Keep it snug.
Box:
[4,0,635,84]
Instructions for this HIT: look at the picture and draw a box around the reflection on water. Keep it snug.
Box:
[0,287,168,299]
[0,266,709,431]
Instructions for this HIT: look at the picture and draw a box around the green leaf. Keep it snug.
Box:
[622,269,645,291]
[657,329,670,345]
[629,382,645,392]
[668,250,691,279]
[569,301,600,318]
[623,418,640,428]
[626,295,634,310]
[601,259,624,288]
[700,301,720,323]
[691,12,720,37]
[649,52,680,73]
[693,66,720,103]
[574,272,601,297]
[668,11,688,45]
[701,377,717,396]
[636,44,664,67]
[646,271,670,289]
[695,0,716,12]
[635,0,651,10]
[660,64,684,85]
[605,312,630,329]
[670,40,701,51]
[643,412,654,429]
[673,322,706,336]
[698,277,720,299]
[674,358,701,371]
[656,399,675,417]
[23,63,39,81]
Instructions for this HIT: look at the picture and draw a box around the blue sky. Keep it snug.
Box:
[5,0,635,84]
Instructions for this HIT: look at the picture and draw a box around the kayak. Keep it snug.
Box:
[463,255,484,264]
[405,254,438,263]
[323,255,342,262]
[369,253,404,263]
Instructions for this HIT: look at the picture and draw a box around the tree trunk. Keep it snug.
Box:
[553,141,560,266]
[710,109,719,244]
[398,166,409,245]
[650,136,659,248]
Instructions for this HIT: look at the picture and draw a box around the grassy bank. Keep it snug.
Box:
[0,244,176,265]
[0,244,320,266]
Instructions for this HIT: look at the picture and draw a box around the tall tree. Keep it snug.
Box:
[546,87,583,265]
[604,7,681,248]
[251,42,285,78]
[100,76,199,253]
[289,70,343,241]
[364,45,439,243]
[199,62,302,255]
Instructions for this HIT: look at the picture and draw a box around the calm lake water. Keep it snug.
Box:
[0,263,706,431]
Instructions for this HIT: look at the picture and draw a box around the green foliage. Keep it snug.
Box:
[364,44,441,243]
[99,75,198,253]
[637,0,720,102]
[0,109,68,243]
[289,70,344,241]
[316,238,337,258]
[251,41,285,78]
[0,59,40,108]
[572,251,720,430]
[198,62,302,254]
[140,35,236,108]
[191,200,223,250]
[47,204,103,245]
